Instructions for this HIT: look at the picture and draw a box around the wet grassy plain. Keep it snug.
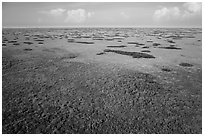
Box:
[2,28,202,134]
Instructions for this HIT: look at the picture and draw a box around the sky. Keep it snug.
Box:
[2,2,202,28]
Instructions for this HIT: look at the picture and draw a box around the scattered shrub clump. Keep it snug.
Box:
[159,46,182,50]
[96,52,105,55]
[161,68,171,72]
[76,41,94,44]
[104,49,155,58]
[24,48,33,51]
[141,50,151,53]
[107,45,127,48]
[24,41,34,45]
[179,63,193,67]
[142,46,149,48]
[153,43,160,46]
[128,42,138,44]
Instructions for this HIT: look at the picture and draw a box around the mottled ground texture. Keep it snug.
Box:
[2,28,202,134]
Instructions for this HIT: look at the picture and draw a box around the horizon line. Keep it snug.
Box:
[2,26,202,29]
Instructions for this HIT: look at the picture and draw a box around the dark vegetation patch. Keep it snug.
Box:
[13,43,20,46]
[58,54,78,60]
[141,50,151,53]
[136,43,145,45]
[179,63,193,67]
[93,37,104,40]
[96,52,106,55]
[24,41,34,45]
[76,41,94,44]
[35,39,44,42]
[24,48,33,51]
[158,46,182,50]
[153,43,160,46]
[161,68,172,72]
[104,49,155,58]
[170,44,176,47]
[142,46,149,48]
[68,54,77,59]
[186,36,195,38]
[172,37,182,40]
[105,38,114,41]
[128,42,138,44]
[67,39,75,42]
[135,43,145,47]
[3,39,8,41]
[167,40,175,43]
[107,45,127,48]
[8,40,17,43]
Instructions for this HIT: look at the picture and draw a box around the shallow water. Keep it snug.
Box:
[2,27,202,70]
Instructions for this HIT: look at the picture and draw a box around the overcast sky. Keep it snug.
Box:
[2,2,202,28]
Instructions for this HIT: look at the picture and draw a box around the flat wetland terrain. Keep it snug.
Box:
[2,27,202,134]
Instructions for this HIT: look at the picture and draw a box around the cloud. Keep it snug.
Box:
[120,12,129,19]
[182,2,201,18]
[153,2,201,22]
[153,7,180,21]
[40,8,66,16]
[87,12,95,18]
[183,2,201,13]
[65,9,94,23]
